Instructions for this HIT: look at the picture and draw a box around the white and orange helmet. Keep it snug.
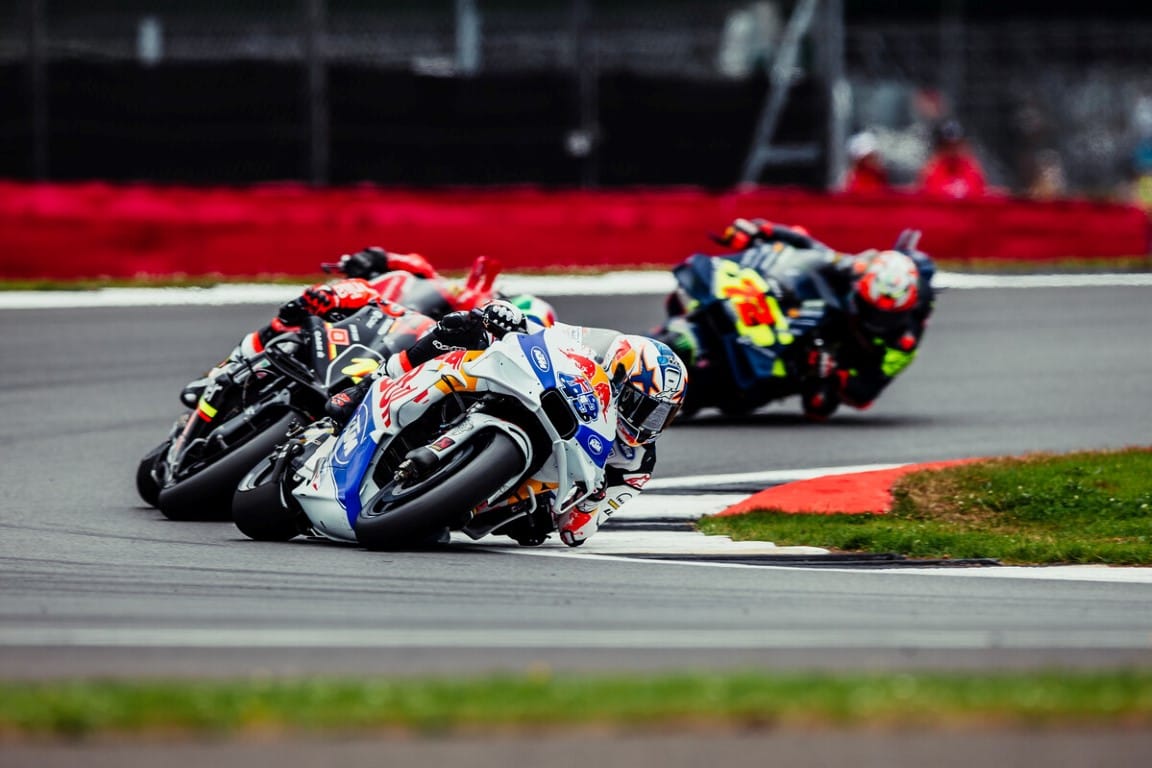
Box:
[604,335,687,447]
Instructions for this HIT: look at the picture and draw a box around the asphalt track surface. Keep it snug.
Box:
[2,282,1151,765]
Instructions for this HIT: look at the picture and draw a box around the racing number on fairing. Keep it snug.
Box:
[713,260,794,348]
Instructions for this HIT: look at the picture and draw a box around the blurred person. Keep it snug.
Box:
[326,303,687,548]
[1025,149,1068,201]
[1130,138,1152,212]
[658,217,935,421]
[842,131,892,193]
[918,120,988,199]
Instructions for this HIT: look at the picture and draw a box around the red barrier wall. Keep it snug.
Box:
[1,182,1148,279]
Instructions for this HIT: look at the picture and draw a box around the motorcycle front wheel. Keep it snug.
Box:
[355,430,524,551]
[135,440,169,508]
[232,451,302,542]
[158,412,300,522]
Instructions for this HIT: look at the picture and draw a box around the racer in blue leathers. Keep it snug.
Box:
[657,218,935,420]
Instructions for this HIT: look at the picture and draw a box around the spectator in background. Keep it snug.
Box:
[918,120,987,199]
[842,131,892,193]
[1025,149,1068,201]
[1130,138,1152,213]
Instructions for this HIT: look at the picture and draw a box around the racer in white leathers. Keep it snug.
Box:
[326,300,688,547]
[545,324,686,546]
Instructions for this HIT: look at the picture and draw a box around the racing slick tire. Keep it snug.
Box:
[355,430,524,551]
[135,441,169,508]
[232,452,303,542]
[158,412,299,522]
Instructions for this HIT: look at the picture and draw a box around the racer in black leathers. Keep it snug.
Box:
[657,218,935,420]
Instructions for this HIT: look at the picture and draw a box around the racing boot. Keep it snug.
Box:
[178,317,299,408]
[324,377,374,426]
[800,343,842,422]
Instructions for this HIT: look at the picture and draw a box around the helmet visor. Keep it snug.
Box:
[618,385,679,443]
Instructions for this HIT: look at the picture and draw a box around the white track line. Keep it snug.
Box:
[2,271,1151,309]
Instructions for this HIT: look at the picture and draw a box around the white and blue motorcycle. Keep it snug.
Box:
[232,327,618,550]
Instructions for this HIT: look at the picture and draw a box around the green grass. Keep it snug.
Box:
[699,448,1152,565]
[3,671,1152,738]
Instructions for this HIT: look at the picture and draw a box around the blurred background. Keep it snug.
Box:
[3,0,1150,203]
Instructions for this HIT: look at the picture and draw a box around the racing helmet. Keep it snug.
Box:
[850,249,920,335]
[507,293,557,328]
[653,316,700,368]
[604,335,687,447]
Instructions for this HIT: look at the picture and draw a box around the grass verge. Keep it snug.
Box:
[698,448,1152,565]
[2,671,1152,738]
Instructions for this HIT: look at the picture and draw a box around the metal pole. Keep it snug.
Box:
[303,0,329,186]
[28,0,47,180]
[940,0,964,116]
[455,0,481,76]
[571,0,598,188]
[819,0,848,190]
[739,0,819,185]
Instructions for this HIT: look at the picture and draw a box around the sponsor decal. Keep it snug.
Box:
[530,346,550,372]
[575,425,613,467]
[562,351,597,380]
[329,327,350,346]
[334,411,364,466]
[594,381,612,413]
[559,372,600,422]
[430,436,455,452]
[340,357,380,382]
[624,474,650,490]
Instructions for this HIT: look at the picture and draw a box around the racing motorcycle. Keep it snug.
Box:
[136,305,434,521]
[135,254,507,518]
[231,326,618,550]
[654,229,928,418]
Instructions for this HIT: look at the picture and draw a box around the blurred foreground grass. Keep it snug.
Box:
[700,448,1152,565]
[3,671,1152,738]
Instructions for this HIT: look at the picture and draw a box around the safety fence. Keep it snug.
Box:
[0,182,1147,280]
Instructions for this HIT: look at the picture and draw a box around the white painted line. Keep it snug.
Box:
[2,271,1151,309]
[474,489,1152,584]
[608,493,750,520]
[0,626,1148,649]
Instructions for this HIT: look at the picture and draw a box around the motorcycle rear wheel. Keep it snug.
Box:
[355,430,524,551]
[158,412,300,522]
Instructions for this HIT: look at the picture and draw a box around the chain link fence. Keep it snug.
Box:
[3,1,1150,196]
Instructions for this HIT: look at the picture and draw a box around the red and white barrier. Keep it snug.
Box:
[1,181,1147,279]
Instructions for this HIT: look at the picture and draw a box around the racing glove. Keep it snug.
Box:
[325,377,374,426]
[716,217,769,250]
[478,300,527,338]
[275,298,309,327]
[338,246,439,281]
[382,309,487,377]
[715,218,815,250]
[299,279,377,317]
[336,246,391,279]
